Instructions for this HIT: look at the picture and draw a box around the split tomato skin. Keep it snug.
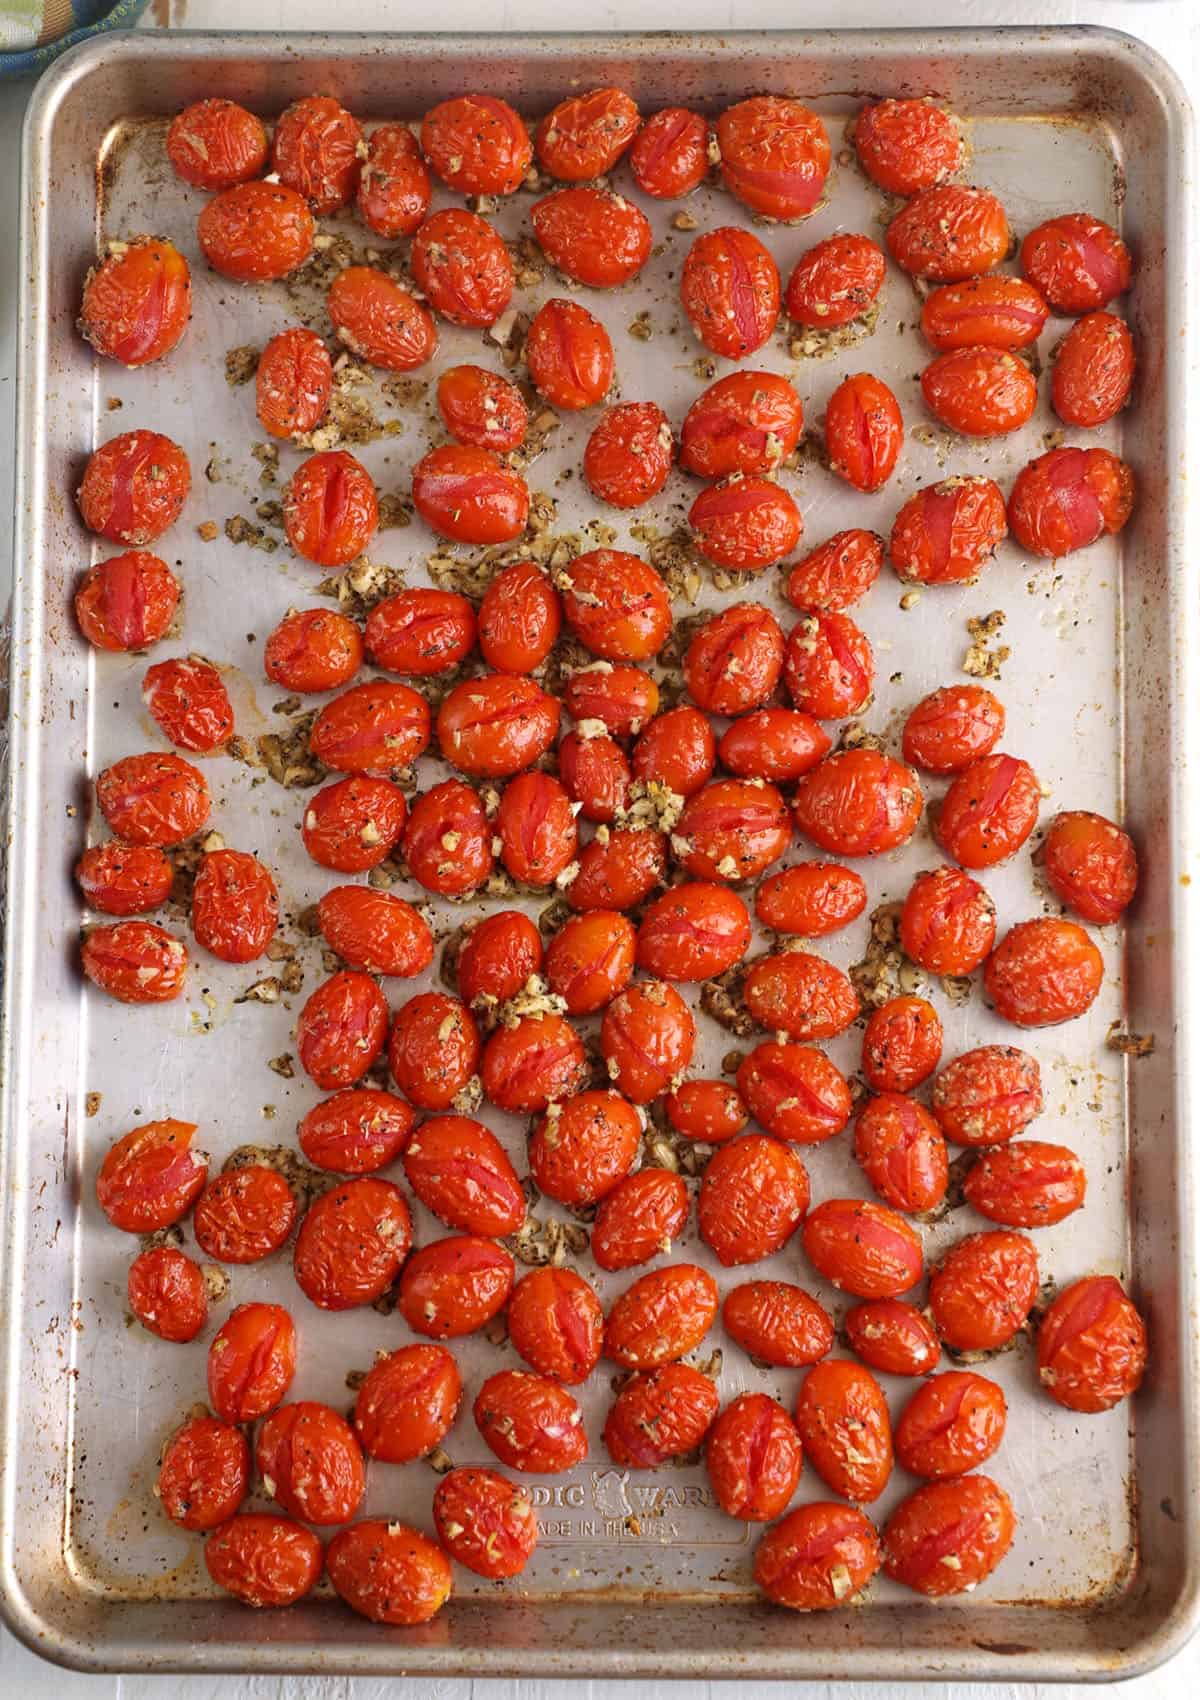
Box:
[792,749,924,857]
[193,1164,297,1264]
[197,182,315,282]
[632,705,716,797]
[1020,212,1132,314]
[205,1513,323,1609]
[272,94,363,214]
[128,1244,207,1342]
[902,684,1005,771]
[795,1359,893,1503]
[1052,311,1135,427]
[680,370,803,480]
[326,1522,451,1625]
[984,917,1104,1027]
[264,607,362,693]
[755,862,867,938]
[564,662,659,738]
[680,227,781,359]
[495,770,578,885]
[529,1090,642,1207]
[635,882,751,983]
[421,93,531,196]
[743,950,859,1042]
[158,1417,249,1532]
[783,608,874,719]
[317,885,434,978]
[546,908,636,1013]
[559,549,672,662]
[785,529,883,612]
[683,602,785,717]
[296,970,389,1091]
[604,1363,719,1468]
[255,328,333,440]
[207,1302,296,1424]
[737,1042,852,1145]
[716,95,831,222]
[824,372,903,492]
[96,751,210,846]
[931,1044,1043,1146]
[689,476,802,571]
[883,1475,1015,1597]
[928,1229,1040,1352]
[283,450,378,568]
[457,909,543,1008]
[599,979,696,1103]
[532,186,652,288]
[293,1177,412,1311]
[402,778,492,894]
[356,122,431,238]
[166,98,268,190]
[536,86,640,180]
[698,1134,811,1267]
[963,1140,1087,1229]
[921,275,1049,351]
[604,1263,719,1369]
[665,1078,748,1145]
[402,1114,525,1237]
[412,208,515,328]
[78,430,190,547]
[474,1370,587,1473]
[852,98,962,196]
[723,1280,834,1367]
[478,561,560,672]
[802,1198,924,1299]
[255,1401,365,1526]
[584,401,674,509]
[76,842,172,917]
[398,1235,514,1339]
[592,1168,690,1271]
[142,656,233,753]
[328,266,437,373]
[899,865,997,976]
[412,444,529,546]
[82,921,187,1004]
[936,752,1040,869]
[890,476,1008,585]
[302,775,408,874]
[894,1372,1006,1478]
[434,1468,538,1579]
[524,298,614,410]
[567,827,667,912]
[921,346,1037,438]
[481,1012,588,1114]
[507,1266,604,1384]
[437,364,529,453]
[437,674,559,778]
[389,991,480,1111]
[844,1298,940,1378]
[786,233,886,328]
[353,1343,462,1463]
[853,1092,949,1215]
[887,185,1010,282]
[1040,809,1138,924]
[1037,1274,1147,1412]
[630,106,710,198]
[297,1088,416,1174]
[861,996,943,1093]
[706,1392,804,1521]
[191,849,278,963]
[80,238,191,368]
[754,1502,881,1611]
[74,549,180,652]
[673,777,792,883]
[1007,445,1135,557]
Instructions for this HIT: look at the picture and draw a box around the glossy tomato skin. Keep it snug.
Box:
[783,609,874,719]
[158,1417,249,1531]
[96,1118,205,1232]
[931,1044,1043,1146]
[845,1299,940,1378]
[437,674,558,777]
[398,1235,514,1339]
[457,909,543,1008]
[421,94,531,196]
[402,1114,524,1237]
[884,1475,1015,1596]
[411,444,528,545]
[825,372,904,492]
[636,883,751,982]
[546,909,636,1013]
[632,705,717,797]
[1052,311,1134,428]
[744,951,859,1041]
[356,122,431,238]
[558,549,672,662]
[434,1468,538,1579]
[536,86,640,180]
[600,979,696,1102]
[716,96,830,221]
[707,1392,804,1521]
[328,266,436,372]
[166,98,268,190]
[474,1370,587,1473]
[354,1342,462,1463]
[296,970,389,1090]
[389,991,479,1110]
[803,1198,924,1298]
[604,1363,719,1467]
[128,1244,207,1342]
[78,431,190,546]
[936,752,1040,869]
[698,1134,811,1267]
[719,709,830,785]
[1041,809,1138,924]
[76,842,172,917]
[437,364,528,452]
[524,298,614,409]
[508,1266,604,1384]
[142,656,232,753]
[567,827,667,911]
[785,529,883,612]
[96,751,209,846]
[272,94,363,213]
[264,607,362,692]
[899,865,997,975]
[1007,445,1135,557]
[605,1264,719,1368]
[74,550,179,652]
[496,771,577,884]
[533,186,652,288]
[528,1089,642,1206]
[1038,1275,1146,1412]
[852,98,961,195]
[255,327,333,441]
[929,1229,1039,1351]
[796,1359,893,1503]
[478,561,560,672]
[193,1164,297,1264]
[684,602,785,717]
[482,1013,588,1114]
[205,1513,323,1608]
[723,1280,834,1367]
[665,1078,749,1145]
[293,1177,412,1311]
[191,849,277,963]
[630,106,710,198]
[207,1302,296,1424]
[854,1093,949,1215]
[755,862,867,937]
[786,234,886,329]
[82,920,187,1003]
[689,477,802,571]
[673,777,792,883]
[902,684,1005,771]
[317,885,434,978]
[862,996,943,1093]
[197,182,314,282]
[681,227,781,359]
[592,1168,690,1271]
[921,275,1049,351]
[1020,213,1132,314]
[284,450,378,567]
[584,401,673,508]
[680,370,802,479]
[80,239,190,367]
[985,917,1104,1027]
[325,1522,451,1625]
[411,208,513,328]
[297,1087,415,1174]
[793,749,923,857]
[402,778,492,894]
[888,185,1010,282]
[921,346,1037,438]
[564,663,659,738]
[964,1140,1086,1229]
[890,476,1008,586]
[755,1502,881,1610]
[737,1042,851,1145]
[256,1401,365,1525]
[303,775,407,873]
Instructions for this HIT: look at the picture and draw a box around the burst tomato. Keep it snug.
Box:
[604,1363,719,1467]
[567,826,667,911]
[158,1417,248,1532]
[207,1302,296,1423]
[862,996,943,1092]
[272,94,362,212]
[545,908,636,1012]
[707,1392,804,1521]
[127,1244,207,1342]
[1020,212,1132,314]
[795,750,924,857]
[716,95,830,221]
[356,122,431,238]
[197,182,314,281]
[929,1229,1039,1351]
[786,233,886,328]
[389,991,479,1110]
[921,275,1049,351]
[902,683,1005,771]
[844,1298,940,1378]
[600,980,696,1102]
[402,777,493,893]
[264,607,362,692]
[317,885,434,977]
[737,1042,851,1145]
[82,920,187,1003]
[74,549,179,652]
[723,1279,834,1366]
[507,1266,604,1384]
[205,1514,323,1608]
[166,98,268,190]
[592,1168,690,1271]
[936,752,1040,869]
[481,1013,588,1113]
[142,655,232,753]
[635,883,751,982]
[524,297,614,409]
[604,1263,718,1368]
[558,549,672,662]
[495,771,577,885]
[311,679,431,774]
[193,1164,297,1264]
[96,1118,205,1232]
[296,970,389,1090]
[755,861,867,937]
[437,363,529,452]
[411,207,514,328]
[631,705,717,796]
[297,1087,415,1173]
[397,1235,514,1340]
[1037,1274,1146,1412]
[474,1370,587,1473]
[890,476,1008,585]
[412,443,528,544]
[963,1140,1086,1229]
[673,777,791,882]
[402,1114,524,1237]
[326,1522,450,1625]
[293,1177,412,1311]
[284,449,378,567]
[899,865,996,975]
[931,1044,1043,1146]
[353,1343,462,1462]
[532,185,652,287]
[1041,809,1138,924]
[78,430,190,546]
[680,370,803,479]
[434,1468,538,1579]
[478,561,560,671]
[883,1475,1015,1596]
[256,1402,365,1526]
[785,529,883,612]
[191,848,278,963]
[80,238,190,367]
[630,106,709,197]
[457,909,543,1008]
[784,608,874,719]
[755,1502,881,1611]
[96,751,209,846]
[365,588,476,677]
[683,602,785,717]
[852,98,962,195]
[1007,445,1135,557]
[921,345,1037,437]
[802,1198,924,1298]
[302,774,408,873]
[698,1134,811,1266]
[689,476,802,571]
[536,86,640,179]
[255,327,333,440]
[825,371,903,492]
[887,184,1010,281]
[564,662,659,738]
[437,673,558,777]
[422,93,531,195]
[680,227,781,359]
[854,1092,948,1215]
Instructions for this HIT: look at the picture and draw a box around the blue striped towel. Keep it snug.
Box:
[0,0,151,77]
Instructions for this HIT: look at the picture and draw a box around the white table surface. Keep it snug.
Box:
[1,0,1197,1693]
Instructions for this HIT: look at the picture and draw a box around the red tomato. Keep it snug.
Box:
[723,1280,834,1366]
[197,182,314,282]
[1020,212,1132,313]
[899,865,997,975]
[604,1263,718,1368]
[931,1044,1043,1146]
[524,297,614,409]
[296,970,389,1090]
[921,275,1049,351]
[1052,311,1135,427]
[421,94,531,195]
[92,1127,193,1241]
[532,186,651,287]
[482,1012,589,1113]
[854,1092,949,1215]
[402,1114,524,1237]
[437,364,529,452]
[142,656,232,753]
[457,909,543,1008]
[673,777,791,882]
[1041,809,1138,923]
[264,607,362,692]
[293,1177,412,1311]
[437,673,558,777]
[795,749,924,857]
[852,98,961,195]
[74,549,179,653]
[207,1302,296,1423]
[96,751,209,846]
[887,185,1010,281]
[564,662,659,738]
[356,122,431,238]
[79,239,190,367]
[883,1475,1015,1596]
[127,1244,207,1342]
[474,1372,587,1474]
[755,861,867,937]
[166,98,267,190]
[635,882,751,982]
[783,609,874,719]
[936,752,1040,869]
[326,1522,450,1624]
[902,684,1005,772]
[844,1298,940,1378]
[310,679,430,774]
[158,1417,248,1531]
[257,1402,365,1525]
[631,704,717,797]
[825,372,903,492]
[680,227,781,359]
[193,1164,298,1264]
[1038,1275,1146,1412]
[496,771,577,885]
[929,1229,1039,1350]
[82,921,187,1004]
[862,996,943,1092]
[707,1392,804,1521]
[1007,444,1135,557]
[255,328,333,441]
[689,476,802,571]
[584,401,673,508]
[921,345,1037,437]
[786,233,886,328]
[402,777,492,893]
[599,980,695,1102]
[302,774,407,873]
[665,1078,748,1145]
[630,106,709,198]
[191,849,277,963]
[78,430,190,546]
[297,1087,415,1174]
[567,826,667,911]
[718,708,830,785]
[890,476,1008,586]
[507,1266,604,1384]
[283,450,378,567]
[592,1168,690,1271]
[698,1134,811,1266]
[545,909,636,1013]
[412,444,528,545]
[680,370,802,480]
[964,1140,1087,1229]
[796,1359,893,1502]
[536,86,639,180]
[717,95,830,221]
[755,1502,881,1610]
[683,602,785,717]
[327,265,436,372]
[558,549,671,662]
[784,528,883,612]
[411,207,514,328]
[389,991,479,1110]
[802,1198,924,1298]
[272,94,362,213]
[434,1468,538,1579]
[76,841,171,917]
[317,885,433,977]
[478,561,560,671]
[354,1343,462,1463]
[604,1364,720,1467]
[985,917,1104,1027]
[205,1514,323,1608]
[737,1042,851,1145]
[743,950,859,1041]
[364,588,475,678]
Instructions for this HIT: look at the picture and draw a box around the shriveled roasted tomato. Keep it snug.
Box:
[888,184,1010,281]
[794,749,924,857]
[402,1114,524,1237]
[412,443,528,545]
[1021,212,1132,314]
[698,1134,811,1266]
[604,1364,719,1467]
[128,1244,207,1342]
[862,996,943,1092]
[96,751,209,846]
[365,588,475,678]
[716,95,830,221]
[402,777,493,894]
[723,1279,833,1366]
[536,85,639,179]
[600,980,695,1102]
[719,709,830,785]
[899,865,996,975]
[636,883,750,982]
[82,920,187,1003]
[786,233,885,328]
[302,774,408,873]
[326,1522,450,1625]
[931,1044,1042,1146]
[75,550,179,653]
[457,909,543,1008]
[631,705,716,797]
[255,327,334,444]
[784,608,874,719]
[737,1042,851,1145]
[438,673,558,777]
[883,1474,1014,1597]
[673,777,791,882]
[477,561,560,673]
[80,238,190,367]
[193,1163,297,1264]
[890,477,1007,585]
[707,1392,804,1521]
[796,1359,893,1503]
[568,826,667,911]
[755,1502,881,1611]
[1038,1275,1146,1412]
[256,1401,365,1525]
[508,1265,604,1383]
[921,275,1049,351]
[327,265,436,372]
[802,1198,924,1298]
[592,1168,689,1271]
[665,1078,749,1145]
[1007,444,1134,557]
[482,1013,588,1112]
[207,1302,296,1423]
[558,549,672,662]
[437,363,529,455]
[533,186,651,287]
[825,372,903,492]
[311,679,430,774]
[785,529,883,612]
[929,1229,1039,1351]
[474,1370,587,1473]
[293,1177,412,1311]
[1040,809,1138,924]
[936,752,1040,869]
[1052,310,1134,428]
[166,98,268,190]
[97,1118,204,1233]
[584,401,673,508]
[496,771,577,885]
[354,1343,462,1462]
[197,182,314,282]
[605,1263,717,1368]
[680,227,781,359]
[921,345,1037,437]
[296,970,389,1090]
[631,106,709,197]
[902,684,1005,773]
[158,1417,248,1531]
[683,602,784,717]
[524,297,614,409]
[565,663,659,738]
[546,909,636,1013]
[272,94,362,213]
[434,1468,538,1579]
[298,1087,415,1174]
[964,1140,1086,1229]
[844,1298,940,1378]
[422,93,531,195]
[755,861,867,937]
[681,370,802,480]
[389,991,479,1110]
[284,450,378,567]
[142,655,232,753]
[317,885,433,977]
[690,476,802,571]
[411,207,514,328]
[191,847,277,964]
[356,122,431,238]
[76,841,171,917]
[206,1514,323,1608]
[852,97,960,194]
[78,431,190,546]
[854,1092,949,1215]
[744,950,858,1041]
[985,917,1104,1026]
[264,607,362,693]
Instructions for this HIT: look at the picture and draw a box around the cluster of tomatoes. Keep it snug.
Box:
[73,83,1148,1624]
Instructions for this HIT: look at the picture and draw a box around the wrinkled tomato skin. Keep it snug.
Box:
[402,778,492,894]
[793,749,924,857]
[528,1089,642,1207]
[1038,1275,1147,1412]
[630,106,709,198]
[422,93,531,196]
[786,233,886,329]
[412,444,529,545]
[744,951,859,1041]
[674,777,792,883]
[1007,445,1135,558]
[82,920,187,1004]
[80,238,191,367]
[256,1402,365,1526]
[207,1302,297,1424]
[437,674,559,778]
[929,1229,1040,1351]
[755,862,867,937]
[559,549,672,662]
[255,326,333,441]
[985,917,1104,1027]
[1021,213,1132,314]
[690,477,802,572]
[784,609,874,720]
[158,1417,249,1532]
[388,991,479,1110]
[723,1280,834,1367]
[899,865,997,976]
[297,1088,416,1174]
[166,98,268,191]
[604,1363,719,1467]
[681,227,781,359]
[698,1134,811,1267]
[680,370,802,480]
[326,1522,451,1625]
[457,909,543,1008]
[921,275,1050,352]
[963,1140,1087,1229]
[496,771,577,884]
[481,1013,588,1114]
[303,774,407,873]
[632,705,717,797]
[665,1078,749,1145]
[293,1177,412,1312]
[402,1114,525,1237]
[193,1164,297,1265]
[264,607,362,693]
[683,602,785,718]
[921,346,1037,438]
[317,885,434,978]
[96,751,210,846]
[272,94,363,214]
[191,849,277,963]
[936,752,1040,869]
[399,1235,514,1339]
[599,979,696,1102]
[74,549,179,652]
[862,996,943,1093]
[1052,311,1134,429]
[197,182,314,282]
[717,96,830,222]
[76,841,172,917]
[508,1266,604,1384]
[796,1359,893,1503]
[605,1264,719,1368]
[931,1044,1043,1146]
[474,1370,587,1473]
[1041,809,1138,924]
[328,266,436,373]
[719,709,831,785]
[437,364,529,453]
[584,401,673,509]
[478,561,560,672]
[635,882,751,982]
[284,450,378,567]
[546,909,636,1014]
[883,1475,1015,1597]
[524,298,614,410]
[852,98,961,196]
[854,1093,949,1215]
[785,529,883,613]
[845,1299,940,1378]
[707,1392,804,1521]
[564,663,659,738]
[825,372,904,492]
[903,684,1005,772]
[533,186,652,288]
[536,86,640,181]
[890,477,1008,586]
[205,1513,323,1609]
[142,655,232,753]
[78,431,190,547]
[434,1468,538,1580]
[356,122,431,238]
[353,1343,462,1463]
[888,185,1010,282]
[592,1168,690,1272]
[737,1042,852,1145]
[755,1502,881,1611]
[803,1198,925,1298]
[296,970,389,1090]
[411,207,514,328]
[128,1244,207,1342]
[568,827,667,911]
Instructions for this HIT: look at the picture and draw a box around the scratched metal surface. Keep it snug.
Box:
[1,26,1197,1684]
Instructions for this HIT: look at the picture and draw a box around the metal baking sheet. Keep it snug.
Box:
[2,25,1197,1682]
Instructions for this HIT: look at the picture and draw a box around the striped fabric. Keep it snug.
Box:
[0,0,150,75]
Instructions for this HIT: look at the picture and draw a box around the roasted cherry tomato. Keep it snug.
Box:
[434,1467,538,1579]
[402,777,493,893]
[888,184,1009,281]
[328,265,437,372]
[985,917,1104,1026]
[604,1362,719,1467]
[844,1298,940,1378]
[413,442,530,545]
[93,1129,197,1239]
[80,238,190,367]
[564,662,659,738]
[457,909,543,1008]
[128,1244,207,1342]
[674,778,792,883]
[744,950,859,1041]
[478,561,560,672]
[364,587,475,678]
[680,370,802,480]
[899,865,996,975]
[158,1416,248,1531]
[1038,1274,1146,1412]
[755,861,867,937]
[256,327,334,444]
[76,841,172,917]
[568,825,667,911]
[482,1013,588,1113]
[737,1042,851,1145]
[256,1401,365,1526]
[353,1343,462,1462]
[296,969,389,1090]
[921,345,1037,437]
[630,106,709,198]
[495,771,577,885]
[690,476,802,571]
[786,233,886,328]
[311,679,430,775]
[264,607,362,693]
[197,182,314,282]
[931,1044,1042,1146]
[399,1233,516,1333]
[929,1229,1039,1351]
[302,774,408,873]
[784,608,874,719]
[166,98,268,190]
[272,94,362,213]
[524,297,614,410]
[802,1198,924,1298]
[963,1140,1086,1229]
[825,371,903,492]
[1052,311,1135,427]
[584,401,673,508]
[890,476,1008,586]
[636,883,750,982]
[936,752,1040,869]
[193,1163,297,1264]
[605,1263,718,1368]
[794,749,923,856]
[389,991,479,1110]
[707,1392,804,1522]
[921,275,1049,351]
[402,1114,524,1237]
[533,186,651,287]
[207,1302,296,1423]
[545,909,636,1013]
[411,207,514,328]
[852,97,961,195]
[437,363,528,452]
[1041,809,1138,924]
[474,1370,587,1473]
[142,655,232,753]
[191,847,278,964]
[293,1177,412,1311]
[283,449,378,567]
[796,1359,893,1503]
[862,996,943,1092]
[600,979,695,1103]
[536,86,639,180]
[902,684,1005,772]
[74,549,179,653]
[1020,212,1131,314]
[698,1134,811,1266]
[438,673,558,777]
[785,529,883,612]
[631,704,716,797]
[755,1502,881,1611]
[558,549,671,662]
[716,95,830,221]
[205,1514,323,1609]
[592,1168,690,1271]
[82,920,187,1004]
[298,1087,416,1174]
[318,885,433,977]
[854,1093,948,1215]
[665,1078,749,1145]
[681,227,781,359]
[1007,444,1135,557]
[683,602,784,717]
[356,122,431,238]
[883,1475,1014,1596]
[422,93,531,195]
[326,1522,451,1625]
[96,751,209,846]
[723,1279,834,1366]
[719,708,830,785]
[78,430,190,546]
[507,1266,604,1384]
